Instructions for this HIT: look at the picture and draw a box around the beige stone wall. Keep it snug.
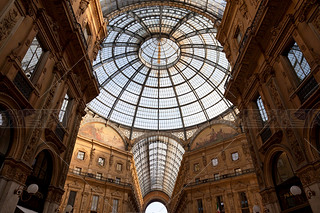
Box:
[218,0,320,212]
[0,0,106,212]
[169,127,262,213]
[60,122,142,212]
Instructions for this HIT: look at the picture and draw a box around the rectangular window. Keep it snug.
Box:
[214,173,220,180]
[59,93,71,124]
[96,173,102,180]
[235,168,242,175]
[234,27,242,44]
[84,24,91,40]
[232,152,239,161]
[239,192,249,213]
[216,195,225,213]
[212,158,218,166]
[21,37,43,79]
[194,163,200,172]
[67,191,77,206]
[256,96,268,123]
[287,42,311,82]
[197,199,203,213]
[98,157,105,166]
[77,151,85,160]
[112,199,119,213]
[74,167,81,175]
[116,163,122,171]
[115,177,121,184]
[91,195,99,212]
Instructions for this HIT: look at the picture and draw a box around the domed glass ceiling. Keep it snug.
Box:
[88,5,232,131]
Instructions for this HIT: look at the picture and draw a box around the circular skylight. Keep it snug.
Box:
[89,6,233,131]
[139,38,180,69]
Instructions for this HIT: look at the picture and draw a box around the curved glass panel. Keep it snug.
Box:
[132,136,185,197]
[89,6,233,130]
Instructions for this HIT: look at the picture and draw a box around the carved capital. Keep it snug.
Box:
[0,159,31,184]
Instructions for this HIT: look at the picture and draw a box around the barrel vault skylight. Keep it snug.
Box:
[132,136,185,197]
[88,5,233,131]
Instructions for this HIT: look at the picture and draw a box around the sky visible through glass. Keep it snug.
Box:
[89,5,233,131]
[145,202,168,213]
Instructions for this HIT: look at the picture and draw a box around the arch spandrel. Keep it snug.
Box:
[79,122,127,151]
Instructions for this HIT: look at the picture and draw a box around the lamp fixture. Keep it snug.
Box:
[253,205,261,213]
[290,185,302,196]
[290,185,315,199]
[65,204,73,213]
[14,184,39,202]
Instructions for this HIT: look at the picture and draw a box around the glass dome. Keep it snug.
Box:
[88,5,232,131]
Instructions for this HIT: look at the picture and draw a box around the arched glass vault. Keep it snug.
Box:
[88,5,234,132]
[87,1,233,198]
[132,136,185,197]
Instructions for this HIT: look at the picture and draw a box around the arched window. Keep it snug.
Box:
[17,150,53,212]
[0,108,13,169]
[272,152,311,212]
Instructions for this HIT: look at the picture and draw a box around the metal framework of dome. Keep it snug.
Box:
[132,136,185,197]
[89,4,233,132]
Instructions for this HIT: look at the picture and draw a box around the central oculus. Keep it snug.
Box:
[139,37,180,69]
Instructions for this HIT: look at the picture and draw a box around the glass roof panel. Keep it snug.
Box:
[132,136,185,197]
[88,5,232,131]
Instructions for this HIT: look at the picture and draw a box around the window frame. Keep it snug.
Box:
[21,36,44,81]
[77,151,85,160]
[285,41,311,83]
[211,158,218,167]
[234,26,242,44]
[216,195,225,213]
[234,168,242,175]
[90,195,99,212]
[98,157,105,166]
[96,173,102,180]
[231,152,239,161]
[74,167,82,175]
[256,95,268,124]
[194,163,200,172]
[116,163,122,171]
[197,199,204,213]
[239,192,249,213]
[115,177,121,184]
[67,190,77,206]
[112,199,119,213]
[214,173,220,180]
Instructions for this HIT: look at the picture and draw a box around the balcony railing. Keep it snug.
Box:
[69,169,132,187]
[260,125,272,143]
[225,0,267,88]
[297,75,318,103]
[13,71,33,99]
[184,168,255,187]
[55,122,66,142]
[65,0,88,49]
